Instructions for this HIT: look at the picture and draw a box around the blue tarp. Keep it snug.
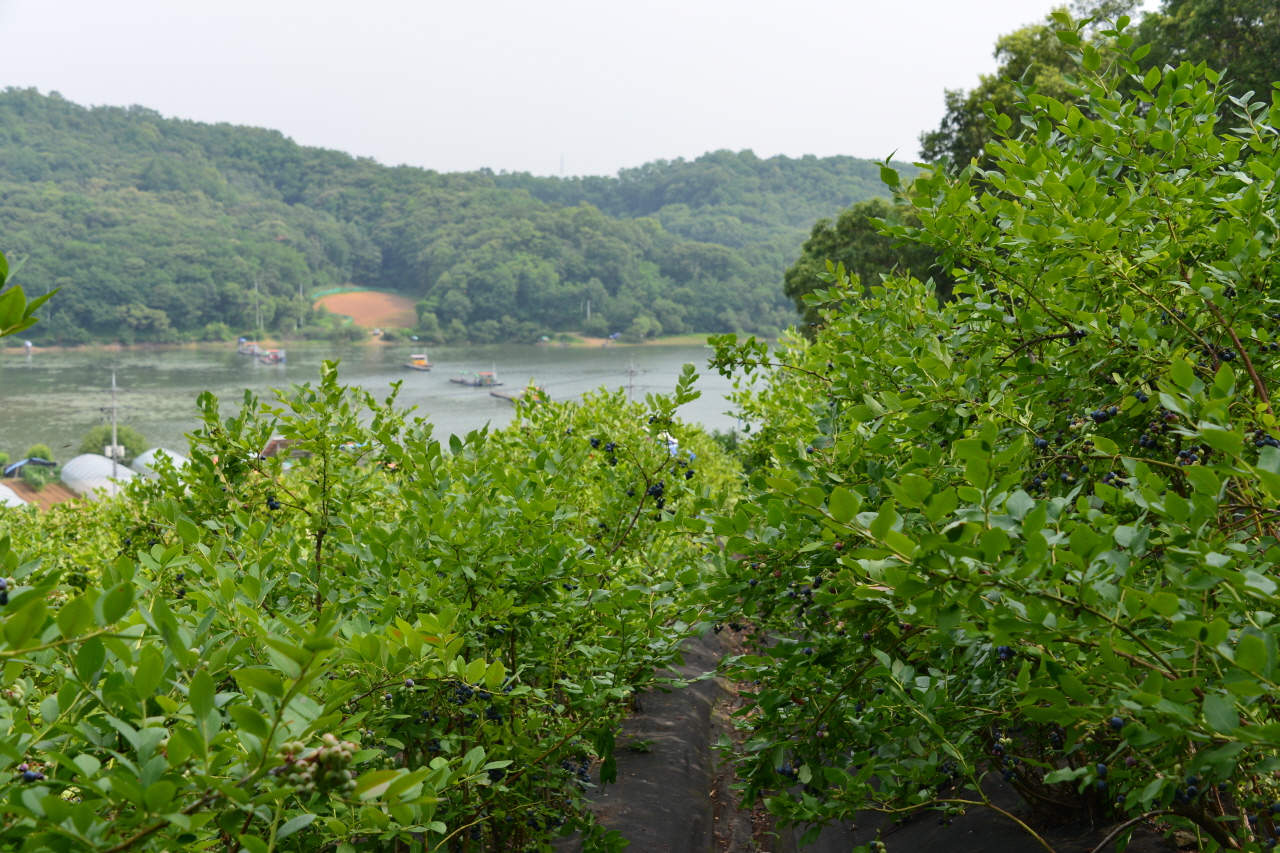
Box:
[3,458,56,477]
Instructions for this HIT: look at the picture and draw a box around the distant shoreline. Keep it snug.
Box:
[1,332,724,355]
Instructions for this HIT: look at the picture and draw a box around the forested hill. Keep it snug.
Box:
[0,88,898,344]
[490,153,892,248]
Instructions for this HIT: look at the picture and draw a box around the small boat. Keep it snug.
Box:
[404,353,434,371]
[450,371,503,388]
[237,339,262,356]
[258,349,286,365]
[491,387,546,404]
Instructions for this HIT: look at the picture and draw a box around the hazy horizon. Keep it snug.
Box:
[0,0,1141,178]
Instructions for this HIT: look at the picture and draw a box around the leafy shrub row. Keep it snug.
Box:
[0,363,736,853]
[707,14,1280,852]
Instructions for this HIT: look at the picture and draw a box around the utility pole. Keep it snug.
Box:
[586,299,591,322]
[254,274,262,332]
[629,357,634,402]
[109,371,119,479]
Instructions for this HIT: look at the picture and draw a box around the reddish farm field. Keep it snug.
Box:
[314,291,417,328]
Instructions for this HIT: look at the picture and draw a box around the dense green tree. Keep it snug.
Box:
[919,2,1132,166]
[782,197,950,327]
[23,444,53,462]
[1138,0,1280,105]
[77,424,147,460]
[919,0,1278,167]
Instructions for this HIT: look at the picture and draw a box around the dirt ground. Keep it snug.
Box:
[313,291,417,328]
[2,479,78,510]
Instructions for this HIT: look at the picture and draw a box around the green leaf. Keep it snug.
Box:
[4,598,47,649]
[176,515,200,546]
[233,668,283,698]
[1202,694,1239,734]
[1236,633,1269,674]
[1169,358,1195,389]
[189,669,215,719]
[827,487,858,523]
[355,769,401,799]
[239,835,270,853]
[228,705,270,737]
[1082,45,1101,71]
[99,583,135,625]
[1197,425,1242,457]
[75,638,105,683]
[794,486,825,508]
[1142,65,1160,90]
[55,596,93,639]
[277,813,317,840]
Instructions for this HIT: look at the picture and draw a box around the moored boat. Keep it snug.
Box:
[491,387,546,404]
[258,349,286,365]
[449,371,502,387]
[404,353,433,371]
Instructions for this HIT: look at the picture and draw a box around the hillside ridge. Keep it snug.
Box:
[0,87,900,344]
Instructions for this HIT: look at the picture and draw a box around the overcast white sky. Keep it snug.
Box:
[0,1,1142,176]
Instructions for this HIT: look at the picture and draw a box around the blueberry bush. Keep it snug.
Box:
[708,13,1280,852]
[0,361,737,853]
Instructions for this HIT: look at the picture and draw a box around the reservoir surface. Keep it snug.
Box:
[0,341,743,459]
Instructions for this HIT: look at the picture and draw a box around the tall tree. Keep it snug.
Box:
[918,0,1279,167]
[783,198,949,327]
[1138,0,1280,104]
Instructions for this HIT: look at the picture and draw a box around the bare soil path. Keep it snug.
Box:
[560,625,1187,853]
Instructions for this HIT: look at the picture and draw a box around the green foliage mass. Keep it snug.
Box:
[0,361,738,852]
[491,150,899,249]
[0,90,899,344]
[77,426,147,462]
[783,197,951,328]
[707,15,1280,850]
[919,0,1280,167]
[23,445,53,463]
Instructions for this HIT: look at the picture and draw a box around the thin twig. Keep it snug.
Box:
[1088,810,1173,853]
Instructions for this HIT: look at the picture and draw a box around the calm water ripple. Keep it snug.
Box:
[0,342,743,458]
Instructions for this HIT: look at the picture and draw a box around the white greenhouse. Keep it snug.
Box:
[61,453,138,501]
[0,485,26,508]
[131,447,189,479]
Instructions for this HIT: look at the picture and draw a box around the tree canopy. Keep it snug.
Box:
[919,0,1279,167]
[0,91,902,344]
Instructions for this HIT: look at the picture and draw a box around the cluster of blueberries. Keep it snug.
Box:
[0,576,12,607]
[561,757,593,787]
[1253,429,1280,449]
[1175,448,1202,467]
[589,437,619,466]
[995,645,1015,662]
[646,480,667,511]
[266,494,282,511]
[449,681,490,705]
[17,763,45,783]
[1090,406,1120,425]
[776,760,800,782]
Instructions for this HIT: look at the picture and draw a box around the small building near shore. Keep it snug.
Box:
[61,453,138,501]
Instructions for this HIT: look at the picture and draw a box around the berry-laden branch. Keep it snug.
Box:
[995,329,1087,366]
[1205,300,1273,418]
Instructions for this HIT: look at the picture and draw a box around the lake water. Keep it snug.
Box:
[0,342,745,459]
